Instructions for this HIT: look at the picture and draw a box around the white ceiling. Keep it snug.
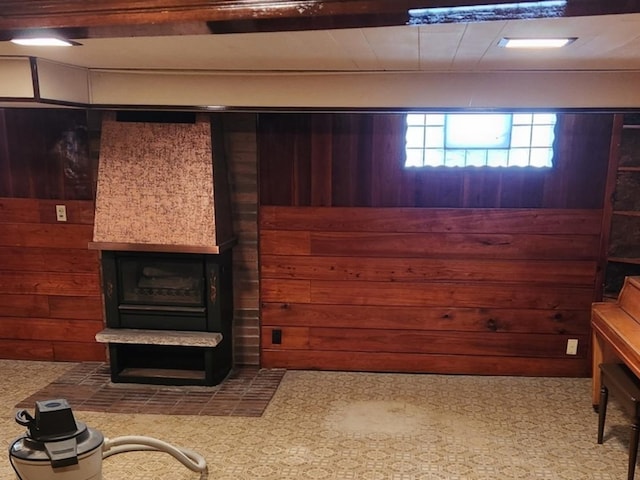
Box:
[1,13,640,73]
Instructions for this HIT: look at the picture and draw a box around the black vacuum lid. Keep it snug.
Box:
[10,399,103,467]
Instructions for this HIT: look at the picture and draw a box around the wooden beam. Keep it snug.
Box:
[1,0,640,39]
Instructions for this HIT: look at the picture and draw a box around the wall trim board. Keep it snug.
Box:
[3,55,640,110]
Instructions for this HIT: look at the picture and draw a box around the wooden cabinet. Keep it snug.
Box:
[603,113,640,298]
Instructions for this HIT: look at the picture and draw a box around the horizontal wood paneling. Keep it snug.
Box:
[48,296,104,320]
[261,304,590,335]
[0,294,49,317]
[261,207,604,234]
[262,350,591,377]
[0,318,103,342]
[262,327,589,358]
[0,340,54,361]
[0,224,94,248]
[262,278,593,309]
[0,246,99,273]
[259,206,601,376]
[261,255,597,285]
[0,197,106,362]
[263,231,599,260]
[52,342,105,362]
[0,272,100,296]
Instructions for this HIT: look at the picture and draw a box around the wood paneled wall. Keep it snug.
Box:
[258,112,613,376]
[259,113,612,208]
[0,109,103,361]
[0,109,95,200]
[0,108,262,366]
[0,198,104,361]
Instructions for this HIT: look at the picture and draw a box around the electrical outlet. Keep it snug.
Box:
[55,204,67,222]
[566,338,578,355]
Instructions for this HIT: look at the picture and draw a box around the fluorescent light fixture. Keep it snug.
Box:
[11,37,79,47]
[499,37,576,48]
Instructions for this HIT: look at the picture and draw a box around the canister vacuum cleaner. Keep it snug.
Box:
[8,399,208,480]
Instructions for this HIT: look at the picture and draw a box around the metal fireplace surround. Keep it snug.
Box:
[100,249,233,386]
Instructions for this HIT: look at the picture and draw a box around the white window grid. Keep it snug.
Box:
[405,113,557,168]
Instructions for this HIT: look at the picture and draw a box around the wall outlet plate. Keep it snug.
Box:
[55,205,67,222]
[566,338,578,355]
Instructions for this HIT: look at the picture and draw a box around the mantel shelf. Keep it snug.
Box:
[88,239,237,254]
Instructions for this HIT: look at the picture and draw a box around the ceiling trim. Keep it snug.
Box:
[4,54,640,111]
[86,69,640,110]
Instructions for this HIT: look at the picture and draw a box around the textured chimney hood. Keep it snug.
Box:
[89,112,234,253]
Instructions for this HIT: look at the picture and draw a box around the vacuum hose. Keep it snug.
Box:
[103,435,208,479]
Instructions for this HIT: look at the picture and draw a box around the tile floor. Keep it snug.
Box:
[15,362,286,417]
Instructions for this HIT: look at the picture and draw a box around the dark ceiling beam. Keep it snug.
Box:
[1,0,640,39]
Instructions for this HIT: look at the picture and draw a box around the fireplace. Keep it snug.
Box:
[99,250,233,385]
[90,112,236,386]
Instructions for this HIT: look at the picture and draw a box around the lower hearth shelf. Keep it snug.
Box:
[96,329,232,386]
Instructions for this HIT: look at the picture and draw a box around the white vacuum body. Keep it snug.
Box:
[9,399,104,480]
[9,398,208,480]
[10,447,103,480]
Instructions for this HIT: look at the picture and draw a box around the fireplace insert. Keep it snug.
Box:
[99,250,233,385]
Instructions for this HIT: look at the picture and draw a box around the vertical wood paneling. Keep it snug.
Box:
[258,112,612,209]
[0,111,11,196]
[0,109,93,200]
[310,115,332,206]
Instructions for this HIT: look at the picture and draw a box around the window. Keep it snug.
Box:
[405,113,557,168]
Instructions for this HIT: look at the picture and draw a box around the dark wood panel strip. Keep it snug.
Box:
[0,224,94,249]
[261,350,590,377]
[48,296,103,320]
[0,340,53,361]
[53,342,106,362]
[0,246,99,273]
[308,328,587,358]
[0,294,49,317]
[260,206,603,234]
[261,255,597,285]
[0,198,41,223]
[0,272,101,296]
[305,280,593,309]
[262,326,588,358]
[260,230,311,255]
[307,232,600,260]
[261,279,311,304]
[260,303,591,335]
[0,317,103,342]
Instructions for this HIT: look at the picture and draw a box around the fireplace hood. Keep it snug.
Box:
[89,111,235,254]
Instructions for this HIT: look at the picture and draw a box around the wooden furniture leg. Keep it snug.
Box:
[598,384,608,444]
